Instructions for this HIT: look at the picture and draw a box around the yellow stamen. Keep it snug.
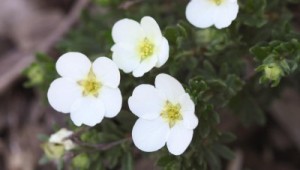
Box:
[138,38,154,60]
[212,0,223,5]
[78,69,101,97]
[161,101,183,128]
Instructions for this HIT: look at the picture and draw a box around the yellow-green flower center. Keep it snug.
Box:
[211,0,223,5]
[78,69,101,97]
[161,101,183,128]
[139,38,154,60]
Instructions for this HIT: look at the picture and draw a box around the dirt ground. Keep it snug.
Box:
[0,1,299,170]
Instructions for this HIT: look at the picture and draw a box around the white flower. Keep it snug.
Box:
[47,52,122,127]
[49,128,76,150]
[128,73,198,155]
[111,16,169,77]
[186,0,239,29]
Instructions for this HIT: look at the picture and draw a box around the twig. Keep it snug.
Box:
[0,0,90,94]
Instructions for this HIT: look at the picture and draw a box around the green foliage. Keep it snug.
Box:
[251,39,300,86]
[24,0,300,169]
[72,153,90,169]
[23,53,56,93]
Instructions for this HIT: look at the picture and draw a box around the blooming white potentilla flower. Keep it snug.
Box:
[49,128,76,150]
[47,52,122,127]
[111,16,169,77]
[186,0,239,29]
[128,73,198,155]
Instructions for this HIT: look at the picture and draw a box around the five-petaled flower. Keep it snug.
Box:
[47,52,122,126]
[128,73,198,155]
[186,0,239,29]
[111,16,169,77]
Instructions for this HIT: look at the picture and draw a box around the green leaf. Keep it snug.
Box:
[164,26,179,45]
[206,150,221,170]
[219,132,236,143]
[250,44,270,61]
[157,155,175,167]
[239,0,267,27]
[230,91,266,126]
[122,152,133,170]
[213,144,235,160]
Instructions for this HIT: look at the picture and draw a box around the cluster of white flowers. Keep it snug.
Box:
[47,0,240,155]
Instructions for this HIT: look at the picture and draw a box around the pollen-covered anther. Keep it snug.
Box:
[139,38,154,60]
[212,0,223,5]
[78,69,101,97]
[161,101,183,128]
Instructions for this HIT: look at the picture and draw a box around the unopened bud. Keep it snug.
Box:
[264,64,282,81]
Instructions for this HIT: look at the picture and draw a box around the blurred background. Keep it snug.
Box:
[0,0,299,170]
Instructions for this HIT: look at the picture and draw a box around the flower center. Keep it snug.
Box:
[161,101,183,128]
[138,38,154,60]
[78,69,101,97]
[211,0,223,5]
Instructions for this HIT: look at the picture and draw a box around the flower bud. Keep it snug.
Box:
[264,64,282,81]
[42,128,76,160]
[27,64,44,85]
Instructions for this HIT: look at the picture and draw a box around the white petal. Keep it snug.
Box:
[111,44,140,73]
[49,128,73,144]
[132,118,169,152]
[70,97,105,127]
[98,86,122,118]
[132,55,158,77]
[47,78,82,113]
[63,140,76,151]
[56,52,91,80]
[214,1,239,29]
[112,18,144,44]
[140,16,162,42]
[155,73,186,103]
[167,123,193,155]
[186,0,216,28]
[128,84,164,120]
[179,94,198,129]
[155,37,169,68]
[93,57,120,88]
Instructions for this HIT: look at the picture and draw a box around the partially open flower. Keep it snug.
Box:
[49,128,76,151]
[111,16,169,77]
[186,0,239,29]
[128,73,198,155]
[42,128,75,160]
[47,52,122,126]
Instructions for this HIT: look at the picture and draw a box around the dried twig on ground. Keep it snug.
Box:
[0,0,90,94]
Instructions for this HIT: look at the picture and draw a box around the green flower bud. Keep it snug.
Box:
[27,64,44,85]
[264,64,282,81]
